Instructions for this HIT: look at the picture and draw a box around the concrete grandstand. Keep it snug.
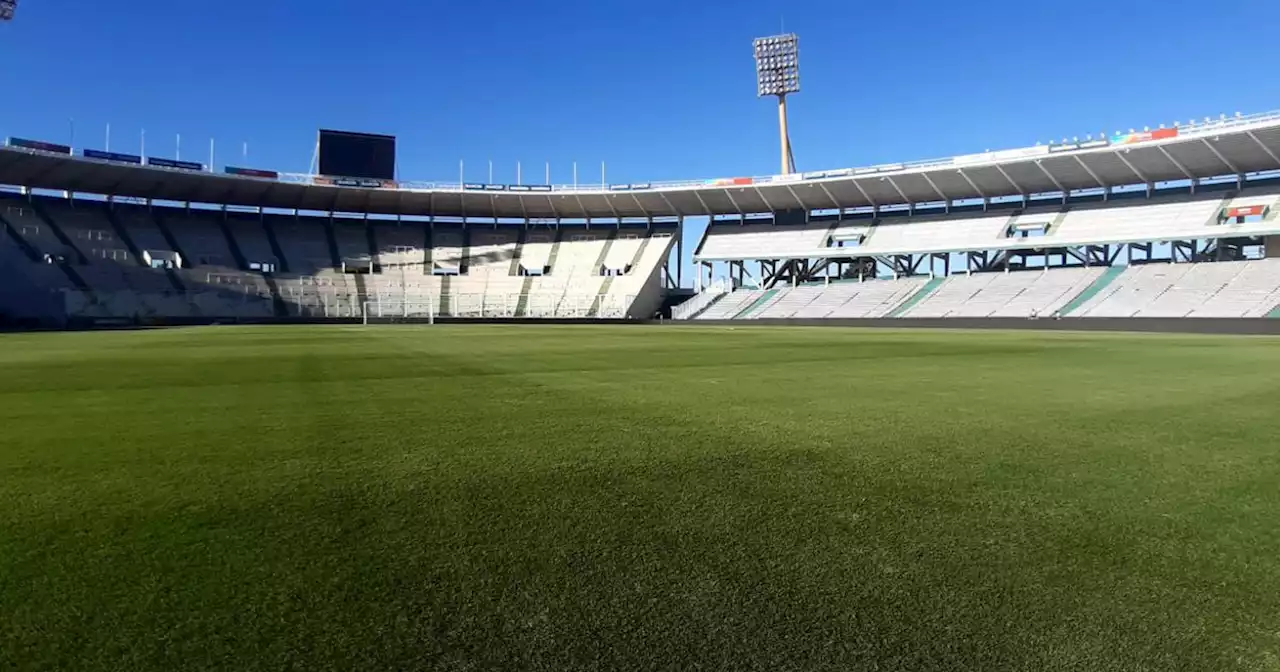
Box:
[3,109,1280,326]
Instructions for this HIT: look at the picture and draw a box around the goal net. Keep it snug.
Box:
[361,300,436,325]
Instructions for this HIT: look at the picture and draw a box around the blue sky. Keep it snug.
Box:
[4,0,1279,186]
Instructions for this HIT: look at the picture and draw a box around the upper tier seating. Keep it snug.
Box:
[695,183,1280,260]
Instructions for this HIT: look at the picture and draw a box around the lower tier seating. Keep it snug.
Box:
[680,260,1280,320]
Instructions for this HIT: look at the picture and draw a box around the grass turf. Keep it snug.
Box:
[2,325,1280,671]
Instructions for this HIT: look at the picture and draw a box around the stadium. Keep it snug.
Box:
[4,2,1280,671]
[5,109,1280,327]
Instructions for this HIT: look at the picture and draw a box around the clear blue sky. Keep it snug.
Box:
[3,0,1278,187]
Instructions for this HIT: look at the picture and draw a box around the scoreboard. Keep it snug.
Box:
[318,129,396,181]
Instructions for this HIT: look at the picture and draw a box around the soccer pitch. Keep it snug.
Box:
[2,325,1280,671]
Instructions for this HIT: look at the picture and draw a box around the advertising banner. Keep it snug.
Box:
[83,149,143,165]
[7,137,72,154]
[1110,128,1178,145]
[146,157,205,171]
[225,166,279,179]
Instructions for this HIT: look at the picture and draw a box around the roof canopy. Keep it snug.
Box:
[3,112,1280,220]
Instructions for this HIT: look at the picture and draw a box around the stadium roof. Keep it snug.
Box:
[4,111,1280,220]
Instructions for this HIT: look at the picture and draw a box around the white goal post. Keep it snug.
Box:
[361,299,435,325]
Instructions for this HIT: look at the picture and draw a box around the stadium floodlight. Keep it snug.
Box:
[754,33,800,174]
[0,0,16,21]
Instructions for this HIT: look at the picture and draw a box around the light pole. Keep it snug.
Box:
[754,33,800,175]
[0,0,17,21]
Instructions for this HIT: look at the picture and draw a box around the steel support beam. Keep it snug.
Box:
[920,172,950,209]
[1156,145,1195,182]
[1032,160,1067,199]
[691,190,714,216]
[1113,150,1150,185]
[955,168,986,199]
[1245,130,1280,165]
[993,164,1025,196]
[722,189,745,216]
[1199,138,1240,175]
[629,193,651,219]
[851,180,878,211]
[1072,155,1107,191]
[815,182,843,211]
[883,176,911,211]
[752,185,776,214]
[656,190,682,217]
[783,183,808,211]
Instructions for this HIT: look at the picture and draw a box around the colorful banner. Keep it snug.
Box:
[1110,128,1178,145]
[704,177,755,187]
[7,137,72,155]
[1226,205,1267,218]
[225,166,279,179]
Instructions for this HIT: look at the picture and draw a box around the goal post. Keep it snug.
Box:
[361,298,435,325]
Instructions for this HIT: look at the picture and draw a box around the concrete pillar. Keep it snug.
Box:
[1266,236,1280,259]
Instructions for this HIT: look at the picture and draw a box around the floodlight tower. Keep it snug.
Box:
[0,0,17,21]
[754,33,800,175]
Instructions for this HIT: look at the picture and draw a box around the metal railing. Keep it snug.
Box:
[62,289,639,320]
[10,109,1280,197]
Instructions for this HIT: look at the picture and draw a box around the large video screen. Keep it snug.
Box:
[318,129,396,180]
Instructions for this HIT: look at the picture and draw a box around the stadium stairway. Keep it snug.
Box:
[544,229,566,274]
[735,288,780,318]
[512,229,536,317]
[422,225,433,270]
[150,208,192,272]
[507,229,527,277]
[30,201,88,266]
[459,227,472,275]
[888,277,945,317]
[591,230,617,275]
[110,207,187,295]
[364,225,380,270]
[686,292,726,319]
[438,274,452,316]
[591,232,653,317]
[101,207,146,268]
[589,277,615,317]
[214,215,251,271]
[261,217,291,274]
[1061,266,1126,316]
[0,209,44,264]
[322,218,343,269]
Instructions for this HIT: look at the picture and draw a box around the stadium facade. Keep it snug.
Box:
[3,111,1280,326]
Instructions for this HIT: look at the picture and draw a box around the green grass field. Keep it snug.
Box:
[3,325,1280,671]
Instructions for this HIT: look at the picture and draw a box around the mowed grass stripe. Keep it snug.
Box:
[2,325,1280,671]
